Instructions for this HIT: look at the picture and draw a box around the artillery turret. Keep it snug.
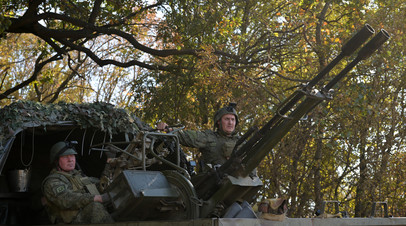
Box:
[103,24,390,221]
[191,24,390,218]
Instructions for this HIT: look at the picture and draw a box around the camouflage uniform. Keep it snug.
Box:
[173,103,241,167]
[176,129,240,166]
[42,168,114,224]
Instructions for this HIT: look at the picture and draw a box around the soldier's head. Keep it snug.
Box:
[49,141,78,172]
[213,103,238,135]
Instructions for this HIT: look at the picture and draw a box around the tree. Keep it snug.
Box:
[1,0,300,103]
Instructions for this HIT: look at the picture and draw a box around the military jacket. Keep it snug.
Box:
[42,169,99,223]
[176,129,239,165]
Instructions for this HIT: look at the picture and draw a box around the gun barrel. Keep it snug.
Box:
[240,29,389,176]
[341,24,375,56]
[357,29,390,60]
[219,24,375,176]
[307,24,375,88]
[323,29,390,91]
[192,25,390,218]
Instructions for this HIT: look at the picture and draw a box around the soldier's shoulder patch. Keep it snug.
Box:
[53,185,66,195]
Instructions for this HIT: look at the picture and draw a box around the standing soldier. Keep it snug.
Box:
[158,103,240,169]
[42,141,114,224]
[158,103,257,218]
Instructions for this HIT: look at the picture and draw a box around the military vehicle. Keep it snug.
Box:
[1,24,403,225]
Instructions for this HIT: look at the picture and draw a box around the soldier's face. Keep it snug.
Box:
[219,114,236,135]
[58,154,76,172]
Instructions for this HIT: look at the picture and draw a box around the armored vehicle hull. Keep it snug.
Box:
[0,101,201,224]
[0,101,404,225]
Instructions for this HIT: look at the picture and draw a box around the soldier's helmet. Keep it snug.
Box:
[49,141,78,163]
[213,102,239,130]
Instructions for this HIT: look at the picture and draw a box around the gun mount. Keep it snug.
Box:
[0,24,389,225]
[192,24,390,218]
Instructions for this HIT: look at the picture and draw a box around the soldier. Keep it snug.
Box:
[42,141,114,224]
[157,102,240,169]
[158,103,257,218]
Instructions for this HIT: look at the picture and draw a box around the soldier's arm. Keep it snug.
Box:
[177,130,214,148]
[43,177,95,209]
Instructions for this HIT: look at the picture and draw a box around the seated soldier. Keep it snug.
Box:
[42,141,114,224]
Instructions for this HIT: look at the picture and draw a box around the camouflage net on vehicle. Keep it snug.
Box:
[0,101,149,143]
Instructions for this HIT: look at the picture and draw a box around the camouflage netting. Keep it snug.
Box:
[0,101,150,143]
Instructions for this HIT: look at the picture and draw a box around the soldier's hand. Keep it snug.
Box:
[157,122,169,132]
[94,195,103,203]
[101,193,111,203]
[157,122,176,133]
[94,194,111,203]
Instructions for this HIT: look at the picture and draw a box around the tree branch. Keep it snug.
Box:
[0,53,63,100]
[315,1,332,68]
[7,9,250,70]
[88,0,102,24]
[46,54,84,103]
